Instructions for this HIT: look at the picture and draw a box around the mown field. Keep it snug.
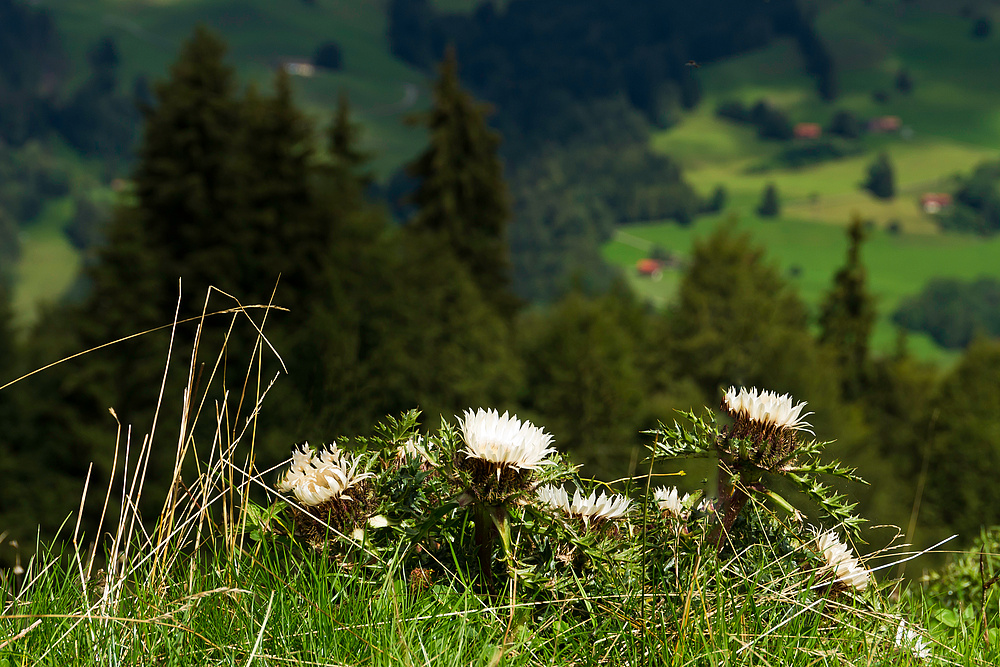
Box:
[603,1,1000,362]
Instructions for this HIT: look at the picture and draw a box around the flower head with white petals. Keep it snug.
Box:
[537,484,631,527]
[276,443,373,507]
[815,530,869,592]
[721,386,814,470]
[653,486,691,519]
[723,386,814,435]
[458,409,557,501]
[461,408,556,471]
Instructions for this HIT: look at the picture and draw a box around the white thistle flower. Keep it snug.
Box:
[537,484,631,526]
[815,530,869,592]
[398,435,432,462]
[276,443,373,506]
[460,408,556,471]
[653,486,691,518]
[723,386,814,435]
[894,620,931,660]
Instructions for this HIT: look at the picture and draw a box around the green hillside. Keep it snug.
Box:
[602,1,1000,362]
[45,0,432,177]
[14,0,449,325]
[15,0,1000,361]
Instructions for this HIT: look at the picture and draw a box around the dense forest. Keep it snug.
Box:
[384,0,835,301]
[0,24,999,574]
[387,0,836,144]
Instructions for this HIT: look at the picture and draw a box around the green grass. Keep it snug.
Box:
[12,198,80,329]
[635,1,1000,362]
[1,323,997,666]
[602,212,1000,363]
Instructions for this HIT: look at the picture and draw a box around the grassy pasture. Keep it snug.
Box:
[629,1,1000,362]
[602,211,1000,363]
[13,198,81,328]
[45,0,430,180]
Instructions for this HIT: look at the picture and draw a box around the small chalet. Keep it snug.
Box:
[636,258,663,279]
[794,122,822,139]
[920,192,952,214]
[868,116,902,133]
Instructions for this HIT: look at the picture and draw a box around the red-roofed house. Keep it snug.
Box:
[636,258,663,280]
[794,122,822,139]
[920,192,952,214]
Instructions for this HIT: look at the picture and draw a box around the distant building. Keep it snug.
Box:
[794,122,822,139]
[282,61,316,77]
[920,192,952,214]
[636,258,663,280]
[868,115,902,133]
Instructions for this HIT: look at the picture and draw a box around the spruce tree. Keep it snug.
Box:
[663,222,843,434]
[236,70,318,305]
[863,152,895,199]
[756,182,780,217]
[132,25,244,305]
[518,287,646,477]
[406,46,517,317]
[924,338,1000,542]
[818,216,876,400]
[329,92,371,176]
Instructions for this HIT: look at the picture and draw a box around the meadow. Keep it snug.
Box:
[603,2,1000,362]
[2,314,998,666]
[13,0,1000,361]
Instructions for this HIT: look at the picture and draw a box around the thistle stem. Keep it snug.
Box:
[709,461,751,550]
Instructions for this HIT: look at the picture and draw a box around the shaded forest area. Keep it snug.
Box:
[0,24,999,573]
[384,0,836,301]
[0,0,139,277]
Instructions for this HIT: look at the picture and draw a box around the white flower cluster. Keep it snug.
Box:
[723,386,814,434]
[460,408,556,471]
[894,620,931,660]
[537,485,631,526]
[276,443,373,506]
[815,530,869,592]
[653,486,691,518]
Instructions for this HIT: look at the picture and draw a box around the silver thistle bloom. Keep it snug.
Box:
[815,530,869,592]
[276,443,373,506]
[537,484,631,526]
[460,408,556,472]
[653,486,691,518]
[723,386,814,435]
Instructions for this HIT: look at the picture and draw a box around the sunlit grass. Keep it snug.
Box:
[602,212,996,364]
[1,293,998,665]
[12,198,80,328]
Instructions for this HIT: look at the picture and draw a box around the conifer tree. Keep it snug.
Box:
[863,152,895,199]
[132,25,243,305]
[236,70,318,305]
[663,222,842,433]
[756,182,780,217]
[329,92,371,177]
[406,46,517,317]
[818,216,876,399]
[517,287,647,476]
[924,338,1000,542]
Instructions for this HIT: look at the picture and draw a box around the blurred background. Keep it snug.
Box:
[1,0,999,569]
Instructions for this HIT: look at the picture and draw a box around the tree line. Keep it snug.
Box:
[0,28,998,570]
